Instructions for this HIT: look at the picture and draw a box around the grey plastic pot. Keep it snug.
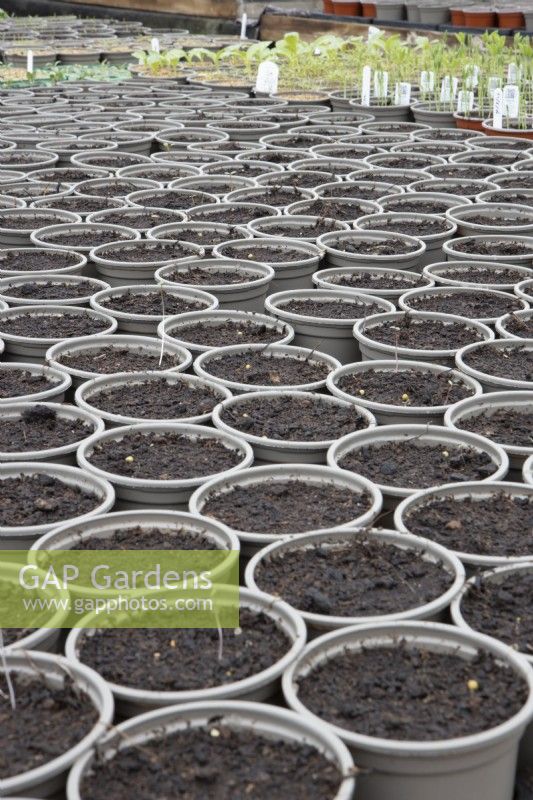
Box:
[0,247,87,278]
[213,389,376,465]
[328,359,482,425]
[247,214,350,244]
[0,208,81,246]
[86,207,187,233]
[443,236,533,265]
[282,620,533,800]
[354,212,457,268]
[265,288,394,362]
[444,390,533,477]
[379,191,470,214]
[90,284,218,335]
[515,278,533,304]
[194,342,340,394]
[0,401,104,465]
[313,265,433,302]
[395,481,533,568]
[146,220,252,254]
[0,274,109,307]
[189,463,383,552]
[0,650,114,799]
[65,587,306,717]
[285,197,382,225]
[495,309,533,340]
[423,260,533,291]
[46,333,192,389]
[0,461,115,549]
[445,203,533,236]
[398,285,528,326]
[89,239,203,286]
[456,339,533,391]
[0,304,117,363]
[316,230,426,272]
[245,528,465,632]
[77,422,253,510]
[213,237,322,292]
[168,174,259,197]
[66,700,356,800]
[407,178,499,200]
[155,258,275,312]
[0,361,71,404]
[159,309,294,357]
[523,454,533,485]
[187,201,282,224]
[354,310,494,366]
[75,370,231,427]
[30,222,141,256]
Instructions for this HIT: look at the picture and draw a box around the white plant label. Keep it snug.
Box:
[373,70,388,99]
[427,71,435,91]
[361,65,371,106]
[255,60,279,95]
[394,82,411,106]
[492,87,503,129]
[240,13,247,39]
[440,76,451,103]
[456,90,474,114]
[367,26,382,43]
[151,37,160,53]
[26,49,33,74]
[465,64,479,88]
[452,76,459,98]
[503,84,519,118]
[507,62,518,83]
[488,76,500,98]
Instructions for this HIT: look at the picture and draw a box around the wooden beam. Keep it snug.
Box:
[259,11,442,41]
[64,0,240,18]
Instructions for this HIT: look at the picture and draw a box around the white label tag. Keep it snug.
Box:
[507,62,518,83]
[452,77,459,99]
[464,64,479,89]
[361,65,371,106]
[255,60,279,95]
[151,37,160,53]
[440,76,451,103]
[240,13,247,39]
[373,70,388,99]
[397,82,411,106]
[456,90,474,114]
[492,87,503,129]
[503,84,519,118]
[27,49,33,74]
[488,76,500,98]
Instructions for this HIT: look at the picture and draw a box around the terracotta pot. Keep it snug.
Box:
[464,8,497,26]
[450,7,466,24]
[323,0,335,11]
[333,0,362,12]
[454,113,485,132]
[361,0,376,15]
[497,9,524,27]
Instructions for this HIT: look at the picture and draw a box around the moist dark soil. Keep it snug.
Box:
[0,675,98,779]
[333,236,417,255]
[204,351,330,386]
[88,430,242,480]
[73,525,218,551]
[435,265,529,285]
[80,723,342,800]
[77,608,289,691]
[219,244,307,263]
[460,213,533,227]
[338,368,472,407]
[466,151,521,165]
[41,229,132,247]
[486,191,533,204]
[503,314,533,337]
[207,163,271,177]
[382,198,452,214]
[0,473,100,527]
[3,280,93,300]
[43,196,121,214]
[189,206,270,224]
[403,492,533,557]
[331,271,425,291]
[319,183,388,200]
[98,209,182,228]
[164,266,254,286]
[415,180,485,197]
[99,290,205,317]
[295,644,528,740]
[433,165,497,179]
[0,405,91,452]
[0,368,59,399]
[202,479,372,534]
[35,168,103,181]
[9,184,66,198]
[281,298,379,319]
[0,152,47,165]
[0,212,59,230]
[361,217,450,237]
[339,439,495,488]
[458,406,533,448]
[459,570,533,654]
[374,155,434,170]
[134,190,209,209]
[295,199,371,221]
[255,535,451,617]
[462,344,533,381]
[221,393,368,441]
[240,187,307,206]
[249,151,304,164]
[0,249,80,271]
[161,226,242,246]
[258,219,341,238]
[452,238,533,256]
[83,180,150,197]
[81,154,143,167]
[0,310,109,339]
[99,241,195,262]
[172,320,284,348]
[267,171,334,189]
[404,290,521,319]
[90,375,222,420]
[366,316,484,350]
[499,174,533,188]
[57,345,182,374]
